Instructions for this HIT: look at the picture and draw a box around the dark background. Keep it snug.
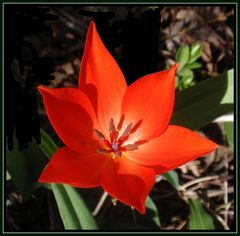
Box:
[4,4,235,231]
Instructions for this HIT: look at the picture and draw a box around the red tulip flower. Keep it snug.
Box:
[38,21,217,214]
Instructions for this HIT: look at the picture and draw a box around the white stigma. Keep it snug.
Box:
[112,142,119,151]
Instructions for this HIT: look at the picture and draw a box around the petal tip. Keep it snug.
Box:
[138,205,146,215]
[37,85,44,92]
[89,20,96,28]
[212,142,219,151]
[37,85,49,95]
[38,172,48,183]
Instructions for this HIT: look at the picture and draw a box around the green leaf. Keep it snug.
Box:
[179,69,194,89]
[175,75,180,89]
[7,135,48,199]
[189,198,215,229]
[145,196,161,227]
[189,42,202,64]
[175,45,190,72]
[52,184,98,230]
[39,129,98,230]
[224,122,234,150]
[178,67,193,77]
[183,76,194,89]
[171,69,234,130]
[6,170,11,181]
[39,128,58,158]
[185,61,202,70]
[162,170,179,190]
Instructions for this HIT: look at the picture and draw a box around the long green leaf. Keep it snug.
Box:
[171,69,233,130]
[52,184,98,230]
[132,196,161,229]
[163,170,179,190]
[145,196,161,227]
[189,198,215,229]
[224,122,234,150]
[39,128,58,157]
[40,129,98,230]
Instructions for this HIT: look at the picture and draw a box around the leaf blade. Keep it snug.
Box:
[171,69,234,130]
[163,170,179,190]
[175,45,190,72]
[189,42,202,63]
[145,196,161,227]
[224,122,234,150]
[189,198,215,229]
[52,184,98,230]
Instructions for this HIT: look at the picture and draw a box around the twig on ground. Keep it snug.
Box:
[207,187,234,198]
[223,152,229,225]
[92,191,108,216]
[179,175,219,191]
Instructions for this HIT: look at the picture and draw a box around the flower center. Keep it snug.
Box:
[93,116,143,158]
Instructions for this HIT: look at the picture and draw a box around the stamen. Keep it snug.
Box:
[135,140,148,145]
[93,129,105,141]
[117,115,125,130]
[118,135,129,146]
[109,118,119,142]
[109,118,116,134]
[122,123,133,137]
[121,143,138,151]
[130,120,143,134]
[96,148,112,155]
[94,117,142,158]
[103,140,112,149]
[115,151,122,158]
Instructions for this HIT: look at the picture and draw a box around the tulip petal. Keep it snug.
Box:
[38,86,101,154]
[121,64,178,142]
[79,21,127,135]
[39,147,108,188]
[126,125,217,173]
[100,157,155,214]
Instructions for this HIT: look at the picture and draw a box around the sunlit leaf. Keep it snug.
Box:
[52,184,98,230]
[189,198,215,229]
[175,45,190,72]
[224,122,234,150]
[171,69,234,130]
[6,170,11,181]
[189,42,202,64]
[185,61,202,70]
[163,170,179,190]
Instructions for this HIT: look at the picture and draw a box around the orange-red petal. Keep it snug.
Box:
[39,147,108,188]
[100,156,155,214]
[126,125,217,174]
[121,64,178,142]
[38,85,101,154]
[79,21,127,135]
